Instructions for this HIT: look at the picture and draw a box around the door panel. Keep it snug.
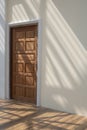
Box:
[11,25,37,103]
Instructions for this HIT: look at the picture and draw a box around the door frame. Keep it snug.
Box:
[5,19,42,106]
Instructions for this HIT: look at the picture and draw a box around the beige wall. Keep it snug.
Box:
[7,0,87,116]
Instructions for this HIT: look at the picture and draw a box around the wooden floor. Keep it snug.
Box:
[0,100,87,130]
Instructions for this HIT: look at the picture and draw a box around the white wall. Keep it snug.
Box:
[6,0,87,116]
[0,0,6,99]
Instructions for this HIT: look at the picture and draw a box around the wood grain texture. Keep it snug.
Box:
[0,100,87,130]
[10,25,37,103]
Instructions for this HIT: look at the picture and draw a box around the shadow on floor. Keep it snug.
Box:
[0,100,87,130]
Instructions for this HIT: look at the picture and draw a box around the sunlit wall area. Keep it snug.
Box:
[41,0,87,116]
[7,0,40,22]
[0,0,6,98]
[6,0,87,116]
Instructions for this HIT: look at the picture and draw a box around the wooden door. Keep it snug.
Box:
[10,25,37,103]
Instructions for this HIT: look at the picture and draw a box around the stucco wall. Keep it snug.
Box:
[6,0,87,116]
[0,0,6,99]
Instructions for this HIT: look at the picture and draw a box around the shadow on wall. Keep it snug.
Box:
[53,0,87,50]
[0,0,5,52]
[0,0,6,98]
[0,15,5,52]
[7,0,40,22]
[41,0,87,116]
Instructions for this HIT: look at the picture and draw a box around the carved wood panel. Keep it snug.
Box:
[25,42,35,51]
[11,25,37,103]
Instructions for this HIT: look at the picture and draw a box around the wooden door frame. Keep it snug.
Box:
[6,20,42,106]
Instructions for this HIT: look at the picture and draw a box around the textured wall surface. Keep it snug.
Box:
[6,0,87,116]
[0,0,6,98]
